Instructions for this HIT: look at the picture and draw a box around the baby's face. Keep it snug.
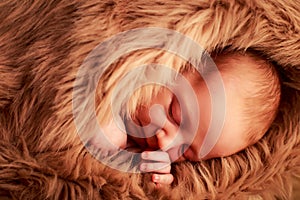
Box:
[128,66,255,161]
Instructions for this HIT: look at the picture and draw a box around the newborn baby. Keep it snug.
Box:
[91,52,281,186]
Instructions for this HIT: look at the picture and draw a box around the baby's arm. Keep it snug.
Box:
[140,151,174,186]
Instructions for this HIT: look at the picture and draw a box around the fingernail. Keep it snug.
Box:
[142,152,148,159]
[140,163,147,171]
[153,174,159,182]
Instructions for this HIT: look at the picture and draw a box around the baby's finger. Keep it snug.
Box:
[141,151,170,163]
[152,174,174,185]
[140,162,171,173]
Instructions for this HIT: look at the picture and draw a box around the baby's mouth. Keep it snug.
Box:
[145,135,159,150]
[136,117,145,136]
[123,116,145,151]
[124,117,159,151]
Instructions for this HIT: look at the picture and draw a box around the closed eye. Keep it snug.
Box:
[168,96,181,125]
[168,98,175,124]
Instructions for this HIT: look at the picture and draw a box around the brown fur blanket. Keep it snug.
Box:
[0,0,299,199]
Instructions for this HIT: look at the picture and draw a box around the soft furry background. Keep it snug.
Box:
[0,0,299,199]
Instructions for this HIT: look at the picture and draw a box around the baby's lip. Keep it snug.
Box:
[145,135,159,150]
[137,117,151,149]
[124,117,148,150]
[137,117,146,138]
[135,117,161,151]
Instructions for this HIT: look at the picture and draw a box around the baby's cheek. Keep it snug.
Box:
[109,132,127,149]
[102,122,127,149]
[89,121,127,151]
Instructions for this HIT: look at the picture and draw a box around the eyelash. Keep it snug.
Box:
[168,99,178,125]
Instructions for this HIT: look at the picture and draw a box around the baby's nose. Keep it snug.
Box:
[155,120,180,151]
[144,103,182,150]
[155,129,167,150]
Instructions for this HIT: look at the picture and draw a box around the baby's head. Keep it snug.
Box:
[198,52,281,159]
[128,52,281,161]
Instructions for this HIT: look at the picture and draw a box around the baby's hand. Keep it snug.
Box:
[140,151,174,187]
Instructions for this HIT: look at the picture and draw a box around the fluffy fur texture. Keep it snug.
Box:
[0,0,299,199]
